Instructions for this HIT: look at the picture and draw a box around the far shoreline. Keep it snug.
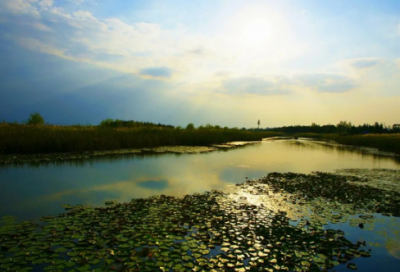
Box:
[0,141,260,165]
[2,136,400,166]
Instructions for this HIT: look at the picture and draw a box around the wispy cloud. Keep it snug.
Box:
[21,37,64,56]
[0,1,196,76]
[222,73,357,95]
[346,58,386,69]
[0,0,39,15]
[294,73,357,93]
[0,0,310,83]
[67,0,97,5]
[39,0,53,9]
[187,46,208,56]
[140,67,173,78]
[222,76,291,95]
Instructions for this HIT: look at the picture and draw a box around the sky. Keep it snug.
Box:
[0,0,400,128]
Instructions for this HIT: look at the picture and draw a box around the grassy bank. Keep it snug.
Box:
[295,132,400,155]
[3,121,398,156]
[0,124,284,155]
[326,133,400,154]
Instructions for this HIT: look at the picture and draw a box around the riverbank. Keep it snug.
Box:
[265,136,400,161]
[1,170,399,271]
[2,123,400,164]
[295,133,400,155]
[0,141,259,165]
[0,123,283,155]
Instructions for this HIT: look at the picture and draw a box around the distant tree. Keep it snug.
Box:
[337,121,352,134]
[311,122,320,127]
[257,120,260,129]
[27,112,44,125]
[186,123,195,130]
[99,118,114,127]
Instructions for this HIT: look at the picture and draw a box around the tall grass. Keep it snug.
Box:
[0,124,284,155]
[323,133,400,154]
[294,132,400,154]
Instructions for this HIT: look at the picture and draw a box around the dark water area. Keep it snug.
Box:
[286,213,400,272]
[329,214,400,271]
[1,139,399,221]
[0,139,400,271]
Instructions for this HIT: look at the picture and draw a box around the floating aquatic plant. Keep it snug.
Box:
[2,171,398,271]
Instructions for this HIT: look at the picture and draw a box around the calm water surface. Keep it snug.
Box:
[1,139,399,221]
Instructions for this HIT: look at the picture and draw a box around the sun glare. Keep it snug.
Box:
[221,5,288,59]
[239,17,274,46]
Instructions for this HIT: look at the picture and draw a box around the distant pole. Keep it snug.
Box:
[257,120,260,129]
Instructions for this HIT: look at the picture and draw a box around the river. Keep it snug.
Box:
[1,138,399,221]
[1,138,400,271]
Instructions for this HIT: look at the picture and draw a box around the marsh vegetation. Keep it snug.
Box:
[1,115,399,156]
[0,122,283,155]
[322,133,400,155]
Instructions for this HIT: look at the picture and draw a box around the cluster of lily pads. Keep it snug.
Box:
[257,172,400,216]
[2,171,394,272]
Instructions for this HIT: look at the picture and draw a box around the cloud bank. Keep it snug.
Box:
[221,73,357,95]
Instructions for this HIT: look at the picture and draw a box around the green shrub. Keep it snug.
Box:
[186,123,195,130]
[27,113,45,125]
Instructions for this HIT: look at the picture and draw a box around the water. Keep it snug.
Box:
[1,138,400,271]
[1,139,399,221]
[327,214,400,271]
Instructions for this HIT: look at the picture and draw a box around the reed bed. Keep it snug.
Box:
[283,132,400,155]
[0,124,283,155]
[324,133,400,154]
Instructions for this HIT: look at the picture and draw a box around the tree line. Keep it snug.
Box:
[99,118,174,129]
[3,113,399,135]
[263,121,399,134]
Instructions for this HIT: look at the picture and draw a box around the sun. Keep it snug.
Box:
[239,17,274,47]
[214,4,295,74]
[223,6,283,51]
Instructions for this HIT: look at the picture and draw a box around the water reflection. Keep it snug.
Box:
[138,179,169,190]
[285,138,400,163]
[0,140,399,222]
[387,240,400,259]
[0,152,168,169]
[227,172,400,268]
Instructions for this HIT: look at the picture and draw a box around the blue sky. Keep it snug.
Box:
[0,0,400,127]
